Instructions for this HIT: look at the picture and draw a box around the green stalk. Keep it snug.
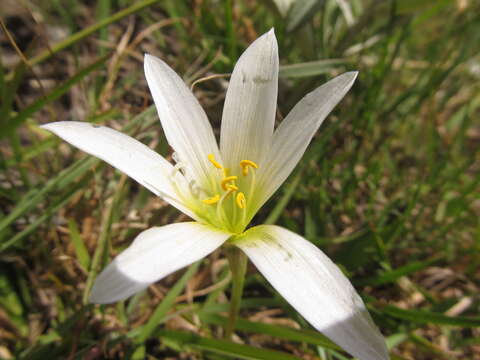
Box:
[225,246,247,339]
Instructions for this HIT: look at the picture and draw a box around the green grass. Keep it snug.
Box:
[1,0,479,359]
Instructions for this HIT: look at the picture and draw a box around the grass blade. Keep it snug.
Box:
[27,0,162,67]
[3,55,109,137]
[157,329,302,360]
[137,261,201,342]
[199,313,340,350]
[67,219,91,270]
[279,59,348,78]
[383,306,480,327]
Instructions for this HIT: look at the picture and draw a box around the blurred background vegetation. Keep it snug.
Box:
[0,0,479,359]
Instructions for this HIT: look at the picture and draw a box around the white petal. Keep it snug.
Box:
[220,29,279,169]
[42,121,196,219]
[234,225,389,360]
[144,54,221,190]
[257,72,358,207]
[90,222,231,303]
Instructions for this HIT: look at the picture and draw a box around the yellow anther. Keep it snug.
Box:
[236,192,246,209]
[208,154,223,169]
[240,159,259,176]
[202,194,220,205]
[226,184,238,191]
[223,167,230,177]
[221,176,238,191]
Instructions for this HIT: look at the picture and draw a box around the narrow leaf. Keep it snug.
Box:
[67,219,91,269]
[279,59,348,78]
[199,313,340,350]
[28,0,161,66]
[137,261,201,342]
[157,329,302,360]
[355,256,443,286]
[383,306,480,327]
[3,55,109,137]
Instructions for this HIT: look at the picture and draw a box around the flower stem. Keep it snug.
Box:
[225,246,247,339]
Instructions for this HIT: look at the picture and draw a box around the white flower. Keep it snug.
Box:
[42,30,389,360]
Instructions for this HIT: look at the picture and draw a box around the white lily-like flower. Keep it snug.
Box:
[42,30,389,360]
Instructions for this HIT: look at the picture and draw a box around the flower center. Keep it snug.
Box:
[169,153,259,233]
[199,154,258,232]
